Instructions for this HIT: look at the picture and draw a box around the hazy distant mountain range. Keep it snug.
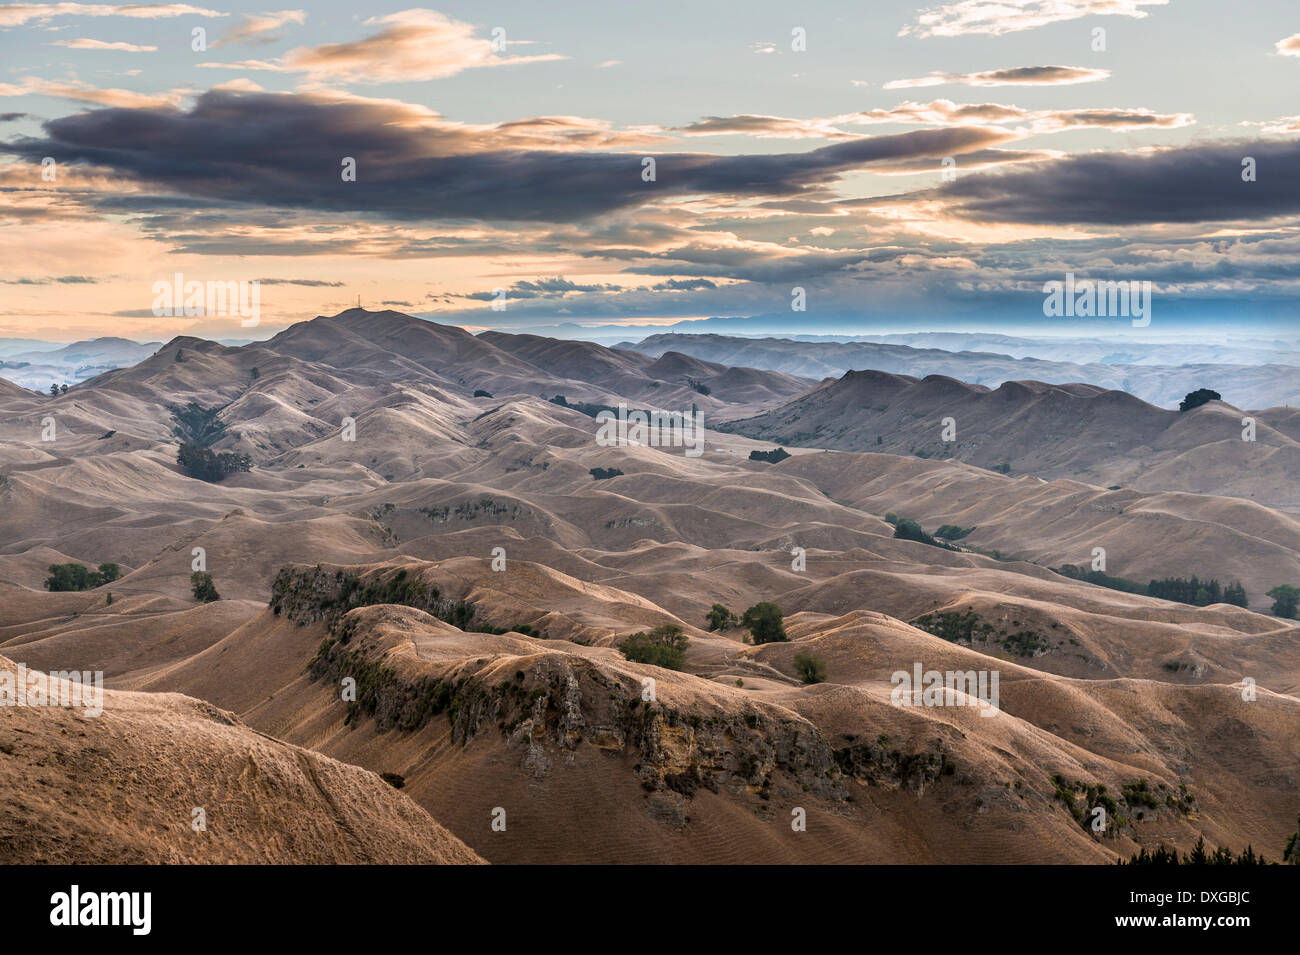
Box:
[625,333,1300,410]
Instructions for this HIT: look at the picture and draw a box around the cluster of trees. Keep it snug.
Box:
[1058,565,1251,608]
[748,447,790,464]
[589,466,623,480]
[177,443,252,482]
[172,402,251,483]
[48,383,69,396]
[885,514,957,551]
[44,562,121,592]
[1147,576,1249,607]
[706,601,787,643]
[618,624,688,670]
[1121,837,1267,866]
[622,602,822,681]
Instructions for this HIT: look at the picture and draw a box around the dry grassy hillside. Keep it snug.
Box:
[0,656,482,864]
[0,309,1295,864]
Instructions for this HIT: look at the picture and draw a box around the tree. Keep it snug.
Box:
[250,367,260,379]
[742,602,787,644]
[1284,815,1299,865]
[617,624,688,670]
[705,603,737,631]
[793,652,827,684]
[48,383,59,396]
[191,571,220,603]
[45,563,95,591]
[59,384,68,394]
[44,562,119,591]
[1267,584,1299,618]
[1179,388,1221,412]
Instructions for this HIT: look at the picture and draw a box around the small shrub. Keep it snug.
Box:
[793,652,827,685]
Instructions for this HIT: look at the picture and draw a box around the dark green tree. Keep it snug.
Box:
[1267,584,1299,618]
[705,603,737,631]
[742,602,787,644]
[1179,388,1221,411]
[191,571,220,603]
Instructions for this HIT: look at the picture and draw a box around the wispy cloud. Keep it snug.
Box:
[0,76,184,109]
[198,9,567,84]
[53,38,158,52]
[212,9,306,48]
[0,3,225,27]
[885,66,1109,89]
[901,0,1168,38]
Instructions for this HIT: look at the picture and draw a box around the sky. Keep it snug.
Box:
[2,0,1300,343]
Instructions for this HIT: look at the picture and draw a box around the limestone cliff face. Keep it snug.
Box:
[272,563,953,812]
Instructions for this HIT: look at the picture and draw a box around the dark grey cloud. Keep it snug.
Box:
[936,138,1300,225]
[1,89,1013,224]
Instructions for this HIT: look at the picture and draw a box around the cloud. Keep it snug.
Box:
[198,9,567,83]
[901,0,1167,38]
[213,9,306,48]
[0,3,224,27]
[253,277,344,286]
[2,88,1016,223]
[0,274,98,284]
[0,76,185,109]
[677,114,860,140]
[885,66,1108,89]
[53,38,158,52]
[934,138,1300,225]
[1275,33,1300,57]
[1241,115,1300,135]
[676,101,1192,139]
[596,59,621,68]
